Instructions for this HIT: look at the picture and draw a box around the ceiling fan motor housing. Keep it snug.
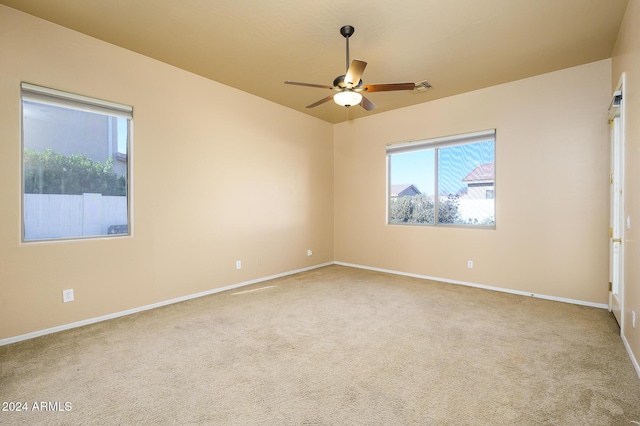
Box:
[333,75,363,90]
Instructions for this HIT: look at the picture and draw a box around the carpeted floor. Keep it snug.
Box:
[1,265,639,425]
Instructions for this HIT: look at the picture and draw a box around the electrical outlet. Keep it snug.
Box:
[467,260,474,269]
[633,311,637,328]
[307,249,313,256]
[235,260,242,270]
[62,289,74,303]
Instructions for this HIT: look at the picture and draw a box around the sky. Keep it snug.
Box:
[117,117,128,154]
[389,140,494,196]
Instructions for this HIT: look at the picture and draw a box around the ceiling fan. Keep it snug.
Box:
[285,25,416,110]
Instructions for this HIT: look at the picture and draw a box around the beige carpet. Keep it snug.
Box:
[1,265,639,425]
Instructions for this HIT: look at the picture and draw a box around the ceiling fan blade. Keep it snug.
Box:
[345,59,367,87]
[306,94,335,108]
[285,81,333,90]
[360,95,376,111]
[362,82,416,92]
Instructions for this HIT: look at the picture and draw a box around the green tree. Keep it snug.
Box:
[390,196,413,223]
[390,194,461,225]
[410,194,434,224]
[437,195,461,224]
[24,149,126,196]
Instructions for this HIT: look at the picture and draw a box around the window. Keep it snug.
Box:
[387,130,495,227]
[21,83,132,241]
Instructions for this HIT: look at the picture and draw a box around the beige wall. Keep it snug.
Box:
[0,6,334,340]
[612,0,640,372]
[335,59,611,305]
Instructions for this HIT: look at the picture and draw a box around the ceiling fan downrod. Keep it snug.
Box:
[340,25,355,73]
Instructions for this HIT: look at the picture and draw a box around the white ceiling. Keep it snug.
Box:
[1,0,629,124]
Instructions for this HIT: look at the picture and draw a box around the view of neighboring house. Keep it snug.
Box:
[390,184,421,198]
[23,101,128,176]
[457,162,495,224]
[461,162,494,199]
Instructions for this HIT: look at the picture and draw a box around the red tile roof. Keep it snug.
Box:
[462,163,494,182]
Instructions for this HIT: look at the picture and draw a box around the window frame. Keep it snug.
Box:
[20,83,133,243]
[386,129,496,228]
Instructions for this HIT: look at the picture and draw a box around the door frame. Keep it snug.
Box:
[609,73,625,329]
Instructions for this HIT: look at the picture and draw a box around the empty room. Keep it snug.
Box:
[1,0,640,424]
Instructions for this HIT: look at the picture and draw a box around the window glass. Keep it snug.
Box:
[387,130,495,227]
[389,150,435,224]
[21,84,132,241]
[438,141,495,225]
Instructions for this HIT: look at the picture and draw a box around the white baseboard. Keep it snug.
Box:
[621,333,640,379]
[0,262,333,346]
[0,260,615,347]
[334,261,609,309]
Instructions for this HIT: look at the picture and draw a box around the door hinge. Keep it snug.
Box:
[610,173,614,184]
[609,281,612,292]
[609,228,613,238]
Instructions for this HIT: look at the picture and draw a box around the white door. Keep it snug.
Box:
[609,79,624,329]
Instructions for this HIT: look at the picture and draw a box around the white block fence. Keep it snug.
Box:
[24,193,127,240]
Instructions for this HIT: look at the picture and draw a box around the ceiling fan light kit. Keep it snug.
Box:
[334,90,362,107]
[285,25,417,111]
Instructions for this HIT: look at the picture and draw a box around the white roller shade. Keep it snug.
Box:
[21,83,132,119]
[386,129,495,155]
